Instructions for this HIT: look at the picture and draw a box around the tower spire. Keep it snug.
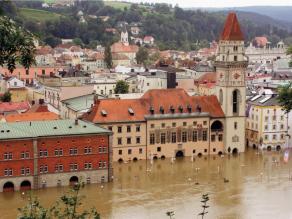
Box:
[220,12,244,41]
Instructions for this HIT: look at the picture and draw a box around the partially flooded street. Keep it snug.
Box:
[2,149,292,219]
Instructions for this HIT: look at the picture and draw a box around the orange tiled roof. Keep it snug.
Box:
[220,13,244,41]
[27,104,50,113]
[197,72,216,83]
[82,89,224,123]
[111,42,139,53]
[5,112,59,122]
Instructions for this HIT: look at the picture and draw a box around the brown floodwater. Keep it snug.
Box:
[2,148,292,219]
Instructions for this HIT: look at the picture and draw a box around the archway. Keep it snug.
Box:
[133,157,138,162]
[175,150,184,158]
[211,120,223,131]
[267,146,272,151]
[253,144,257,149]
[153,156,158,160]
[218,151,223,156]
[20,180,31,191]
[232,148,238,155]
[69,176,79,186]
[3,182,14,192]
[161,155,166,160]
[198,153,202,157]
[118,158,123,163]
[276,145,281,151]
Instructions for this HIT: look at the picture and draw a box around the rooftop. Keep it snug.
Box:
[220,12,244,41]
[4,112,59,122]
[0,119,110,140]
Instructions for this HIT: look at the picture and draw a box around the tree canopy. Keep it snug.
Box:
[114,80,129,94]
[136,47,149,66]
[104,44,113,69]
[278,82,292,114]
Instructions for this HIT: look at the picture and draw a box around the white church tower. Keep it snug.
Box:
[120,25,129,46]
[215,13,248,153]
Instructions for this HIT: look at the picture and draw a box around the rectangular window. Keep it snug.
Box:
[273,125,276,130]
[136,125,140,132]
[203,121,207,126]
[117,138,122,145]
[26,168,30,175]
[234,122,238,130]
[4,152,13,160]
[150,133,155,145]
[161,133,166,144]
[55,149,59,156]
[21,167,25,176]
[118,126,122,133]
[202,130,208,141]
[118,149,122,155]
[265,125,268,130]
[218,134,223,142]
[183,122,187,127]
[150,124,155,128]
[136,137,141,144]
[234,55,238,61]
[193,121,197,126]
[139,148,143,154]
[172,122,176,127]
[273,134,277,140]
[157,147,161,152]
[4,169,13,176]
[171,132,176,143]
[128,149,132,155]
[182,131,187,142]
[127,137,132,144]
[127,125,131,133]
[193,131,198,142]
[108,126,112,131]
[161,123,165,128]
[211,135,216,142]
[265,135,268,140]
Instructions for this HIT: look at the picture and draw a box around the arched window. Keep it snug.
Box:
[232,90,240,114]
[219,89,223,105]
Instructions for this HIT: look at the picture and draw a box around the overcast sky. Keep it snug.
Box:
[122,0,292,8]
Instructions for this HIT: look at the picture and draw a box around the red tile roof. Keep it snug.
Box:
[220,13,244,41]
[5,112,59,122]
[0,101,30,114]
[27,104,50,113]
[111,42,139,53]
[197,72,216,83]
[82,89,224,123]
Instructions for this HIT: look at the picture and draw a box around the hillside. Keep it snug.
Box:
[4,1,292,50]
[19,8,61,22]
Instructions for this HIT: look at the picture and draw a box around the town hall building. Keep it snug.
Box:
[83,12,247,162]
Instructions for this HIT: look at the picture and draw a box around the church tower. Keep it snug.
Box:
[215,13,248,153]
[120,25,129,46]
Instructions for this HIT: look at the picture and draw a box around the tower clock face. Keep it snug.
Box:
[232,70,241,80]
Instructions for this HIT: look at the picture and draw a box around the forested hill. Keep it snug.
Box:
[3,1,292,50]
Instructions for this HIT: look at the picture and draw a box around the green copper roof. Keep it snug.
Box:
[62,94,95,112]
[0,119,111,140]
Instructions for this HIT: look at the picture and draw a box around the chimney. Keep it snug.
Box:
[75,119,78,125]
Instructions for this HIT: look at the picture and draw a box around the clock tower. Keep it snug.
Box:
[215,13,248,153]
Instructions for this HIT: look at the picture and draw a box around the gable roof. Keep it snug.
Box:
[5,112,59,122]
[0,101,30,113]
[82,89,224,124]
[220,13,244,41]
[0,120,111,140]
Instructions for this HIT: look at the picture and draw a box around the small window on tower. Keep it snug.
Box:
[234,56,238,61]
[234,46,238,51]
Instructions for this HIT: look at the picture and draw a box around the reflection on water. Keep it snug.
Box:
[2,149,292,219]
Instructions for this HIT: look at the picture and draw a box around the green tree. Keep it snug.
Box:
[1,91,12,102]
[0,16,35,72]
[287,46,292,55]
[114,80,129,94]
[104,44,113,69]
[278,82,292,114]
[73,38,83,47]
[136,47,149,66]
[18,182,100,219]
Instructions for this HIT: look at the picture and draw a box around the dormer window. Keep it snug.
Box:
[187,105,192,113]
[178,105,183,113]
[169,106,175,114]
[196,105,202,113]
[101,110,107,117]
[149,106,154,115]
[160,106,164,114]
[128,108,134,115]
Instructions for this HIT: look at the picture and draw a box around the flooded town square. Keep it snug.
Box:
[1,149,292,219]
